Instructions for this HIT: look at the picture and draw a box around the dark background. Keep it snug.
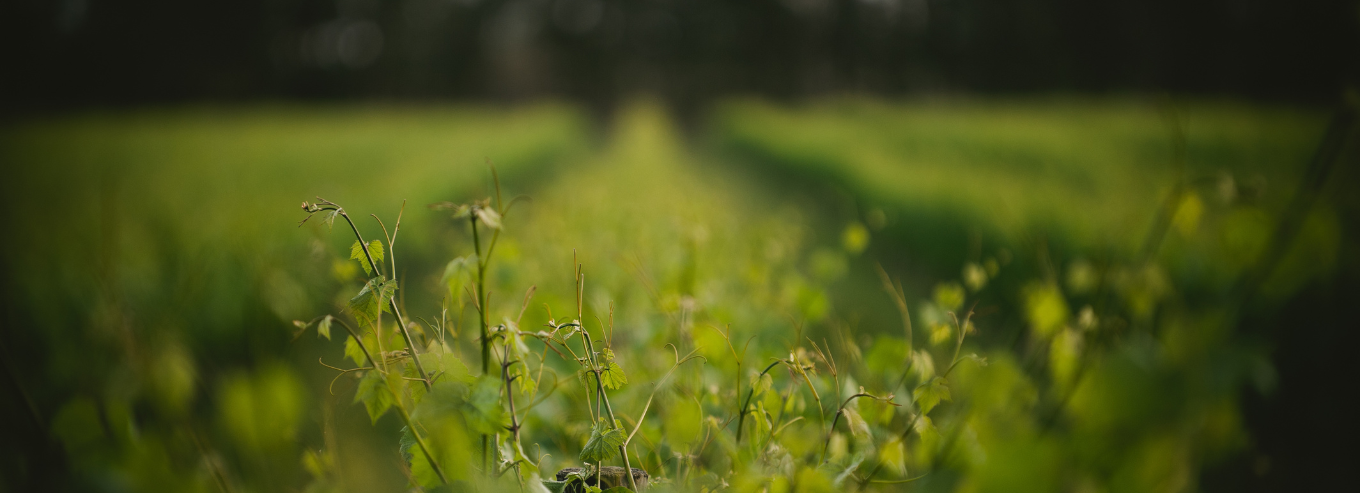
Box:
[3,0,1358,116]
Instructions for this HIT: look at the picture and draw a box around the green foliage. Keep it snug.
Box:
[354,370,396,423]
[933,282,966,312]
[841,222,869,254]
[913,376,951,415]
[579,419,627,463]
[750,371,774,398]
[841,407,870,437]
[347,276,396,327]
[316,314,333,340]
[665,397,703,448]
[600,362,627,390]
[475,207,502,230]
[1023,282,1069,337]
[350,240,385,275]
[343,335,368,367]
[13,100,1333,492]
[462,376,506,435]
[217,365,306,452]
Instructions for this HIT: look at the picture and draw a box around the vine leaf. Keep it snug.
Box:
[600,362,627,390]
[462,376,505,435]
[399,426,417,460]
[350,240,385,275]
[579,418,626,463]
[475,207,502,230]
[843,407,870,437]
[750,372,773,398]
[406,352,473,404]
[321,209,339,229]
[354,370,395,423]
[344,335,367,367]
[347,277,396,327]
[316,315,333,340]
[912,376,952,415]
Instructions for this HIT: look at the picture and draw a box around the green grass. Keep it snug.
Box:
[0,103,589,339]
[712,97,1327,253]
[0,103,591,490]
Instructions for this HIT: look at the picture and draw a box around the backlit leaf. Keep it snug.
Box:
[475,207,502,229]
[367,240,384,265]
[842,407,870,437]
[350,240,371,275]
[600,362,627,390]
[321,209,339,229]
[317,315,333,340]
[750,372,773,398]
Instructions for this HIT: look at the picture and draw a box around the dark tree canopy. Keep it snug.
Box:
[2,0,1356,114]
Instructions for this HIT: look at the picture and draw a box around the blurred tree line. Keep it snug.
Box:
[2,0,1357,115]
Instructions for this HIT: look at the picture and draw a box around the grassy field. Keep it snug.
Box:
[0,99,1346,492]
[711,97,1341,295]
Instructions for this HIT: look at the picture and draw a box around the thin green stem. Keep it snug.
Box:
[500,342,527,493]
[332,316,446,486]
[820,393,874,465]
[395,405,449,485]
[336,207,431,389]
[582,331,639,492]
[736,360,783,443]
[471,215,490,471]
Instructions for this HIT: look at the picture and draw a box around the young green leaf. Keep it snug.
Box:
[370,241,384,263]
[579,419,626,463]
[600,362,627,390]
[750,372,773,398]
[354,370,394,423]
[475,207,502,230]
[441,255,476,293]
[912,377,952,415]
[321,209,339,229]
[349,240,385,276]
[447,203,472,218]
[842,407,870,437]
[317,315,333,340]
[462,376,505,435]
[347,277,396,327]
[399,426,417,460]
[344,335,367,367]
[350,241,370,275]
[752,401,770,436]
[880,437,907,475]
